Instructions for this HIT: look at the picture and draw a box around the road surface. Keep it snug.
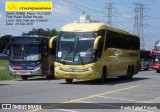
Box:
[0,70,160,112]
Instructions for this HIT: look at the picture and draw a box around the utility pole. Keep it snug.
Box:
[134,3,147,50]
[104,2,115,26]
[107,3,113,25]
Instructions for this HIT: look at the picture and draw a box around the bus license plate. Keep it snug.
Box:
[19,71,27,73]
[70,74,76,78]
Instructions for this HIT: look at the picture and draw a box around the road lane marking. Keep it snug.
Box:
[116,91,154,98]
[26,85,140,112]
[130,89,160,94]
[63,85,140,103]
[140,84,160,88]
[97,96,151,103]
[76,100,120,109]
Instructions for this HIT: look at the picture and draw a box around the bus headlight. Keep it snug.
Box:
[34,64,41,70]
[86,66,95,71]
[55,65,61,70]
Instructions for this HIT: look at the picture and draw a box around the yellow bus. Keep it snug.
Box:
[51,23,140,83]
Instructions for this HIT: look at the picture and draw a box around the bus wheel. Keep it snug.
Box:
[46,75,54,80]
[126,67,132,80]
[123,67,132,80]
[99,68,106,83]
[47,66,55,79]
[144,68,148,71]
[21,76,28,80]
[65,79,73,84]
[157,70,160,73]
[129,67,134,79]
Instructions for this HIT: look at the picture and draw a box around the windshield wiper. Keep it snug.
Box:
[62,55,67,65]
[76,48,84,66]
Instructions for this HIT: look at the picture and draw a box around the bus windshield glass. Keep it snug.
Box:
[153,53,160,63]
[155,41,160,50]
[10,44,41,61]
[56,32,97,64]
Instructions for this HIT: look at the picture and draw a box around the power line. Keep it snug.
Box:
[61,0,101,21]
[118,0,133,9]
[95,0,105,7]
[134,3,148,50]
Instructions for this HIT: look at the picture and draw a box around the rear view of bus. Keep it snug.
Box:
[54,22,140,83]
[140,50,152,71]
[9,35,55,80]
[151,41,160,73]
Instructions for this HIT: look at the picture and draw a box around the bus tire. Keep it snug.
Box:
[65,79,73,84]
[122,66,133,80]
[157,70,160,73]
[130,66,134,79]
[21,76,28,80]
[46,75,54,80]
[127,66,133,80]
[99,67,106,83]
[144,68,148,71]
[46,66,55,79]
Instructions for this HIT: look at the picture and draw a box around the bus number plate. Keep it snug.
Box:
[70,74,77,78]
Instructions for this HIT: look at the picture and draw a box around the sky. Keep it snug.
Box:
[0,0,160,50]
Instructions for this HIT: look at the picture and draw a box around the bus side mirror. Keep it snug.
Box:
[49,36,57,48]
[93,36,102,50]
[150,49,155,57]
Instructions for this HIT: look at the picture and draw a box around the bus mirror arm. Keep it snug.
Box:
[49,36,57,48]
[93,36,102,50]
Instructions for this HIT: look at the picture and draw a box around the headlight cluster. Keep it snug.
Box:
[55,65,62,70]
[55,65,95,72]
[34,64,41,70]
[85,66,95,71]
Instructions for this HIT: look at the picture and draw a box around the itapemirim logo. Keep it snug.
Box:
[6,2,52,12]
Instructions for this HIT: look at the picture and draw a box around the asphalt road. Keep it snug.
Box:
[0,70,160,112]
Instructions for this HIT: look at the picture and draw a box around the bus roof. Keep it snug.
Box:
[10,35,51,43]
[13,35,49,37]
[156,40,160,43]
[12,35,51,39]
[60,22,138,37]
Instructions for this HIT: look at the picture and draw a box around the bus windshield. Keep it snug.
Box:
[56,32,97,64]
[10,44,41,61]
[155,41,160,50]
[153,53,160,63]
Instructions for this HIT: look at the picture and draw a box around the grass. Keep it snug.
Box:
[0,57,8,67]
[0,57,20,80]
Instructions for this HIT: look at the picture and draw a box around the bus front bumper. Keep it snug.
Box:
[153,64,160,71]
[9,66,42,76]
[55,65,100,80]
[55,69,98,80]
[153,65,160,70]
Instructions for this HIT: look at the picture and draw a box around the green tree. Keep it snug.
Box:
[0,35,11,52]
[22,28,58,37]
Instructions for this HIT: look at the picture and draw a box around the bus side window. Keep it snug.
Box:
[105,31,110,49]
[52,38,57,56]
[105,31,117,49]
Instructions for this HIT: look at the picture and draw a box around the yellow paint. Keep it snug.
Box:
[63,85,140,103]
[6,2,52,12]
[49,36,57,48]
[93,36,102,49]
[26,85,140,112]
